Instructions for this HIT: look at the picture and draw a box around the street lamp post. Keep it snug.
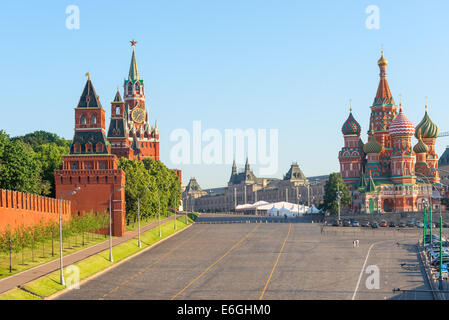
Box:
[336,184,342,221]
[59,186,80,286]
[158,188,162,237]
[174,195,177,230]
[109,186,125,262]
[423,199,428,246]
[137,196,141,248]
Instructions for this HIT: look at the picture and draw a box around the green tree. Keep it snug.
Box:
[34,143,70,196]
[0,131,43,194]
[118,158,181,225]
[0,227,18,272]
[322,173,351,215]
[15,225,32,265]
[11,131,70,150]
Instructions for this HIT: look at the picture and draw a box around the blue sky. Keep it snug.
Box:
[1,1,449,188]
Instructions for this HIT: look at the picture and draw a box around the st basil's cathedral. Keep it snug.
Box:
[339,51,440,213]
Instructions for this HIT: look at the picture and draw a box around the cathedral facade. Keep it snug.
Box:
[339,52,439,213]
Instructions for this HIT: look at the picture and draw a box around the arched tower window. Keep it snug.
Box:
[115,106,121,115]
[128,83,133,95]
[91,114,97,125]
[135,83,140,94]
[80,114,87,125]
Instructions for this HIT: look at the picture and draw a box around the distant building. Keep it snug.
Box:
[183,160,326,213]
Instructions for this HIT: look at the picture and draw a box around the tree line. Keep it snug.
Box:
[0,130,70,197]
[118,158,181,225]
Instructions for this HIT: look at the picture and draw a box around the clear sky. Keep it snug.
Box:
[1,1,449,189]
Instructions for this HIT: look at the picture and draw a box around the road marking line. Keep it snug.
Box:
[259,224,292,300]
[99,228,205,300]
[171,224,260,300]
[351,240,389,300]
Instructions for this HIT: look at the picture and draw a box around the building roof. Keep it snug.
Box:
[439,147,449,166]
[415,107,439,139]
[128,47,140,83]
[77,77,102,109]
[388,106,415,136]
[341,110,361,136]
[374,51,394,105]
[283,162,307,181]
[185,177,205,194]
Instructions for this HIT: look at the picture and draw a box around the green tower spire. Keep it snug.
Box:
[128,40,140,82]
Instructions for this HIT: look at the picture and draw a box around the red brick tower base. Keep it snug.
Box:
[55,155,126,236]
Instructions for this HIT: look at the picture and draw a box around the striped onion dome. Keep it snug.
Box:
[413,135,429,154]
[388,107,415,136]
[363,132,382,154]
[415,108,439,139]
[341,111,361,136]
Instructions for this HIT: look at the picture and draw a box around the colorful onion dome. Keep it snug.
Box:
[363,133,382,154]
[388,107,415,136]
[341,109,361,136]
[415,107,439,139]
[413,134,429,154]
[377,50,388,66]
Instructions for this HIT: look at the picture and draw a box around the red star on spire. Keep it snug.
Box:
[130,39,137,47]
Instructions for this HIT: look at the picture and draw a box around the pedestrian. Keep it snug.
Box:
[356,239,359,247]
[353,240,356,247]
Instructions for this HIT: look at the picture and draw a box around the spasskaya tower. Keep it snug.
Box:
[107,40,160,161]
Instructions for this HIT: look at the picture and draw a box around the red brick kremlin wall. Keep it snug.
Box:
[0,189,71,232]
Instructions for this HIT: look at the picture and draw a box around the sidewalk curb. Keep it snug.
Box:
[37,223,193,300]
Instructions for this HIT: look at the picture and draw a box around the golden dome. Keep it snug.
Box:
[377,50,388,66]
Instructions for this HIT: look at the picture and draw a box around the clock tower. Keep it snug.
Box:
[107,40,160,161]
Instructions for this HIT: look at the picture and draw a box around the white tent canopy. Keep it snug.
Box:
[236,201,315,216]
[258,201,308,216]
[306,204,321,214]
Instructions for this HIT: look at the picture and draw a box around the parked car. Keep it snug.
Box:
[379,220,388,227]
[352,221,360,227]
[343,219,352,227]
[361,221,370,228]
[371,221,378,228]
[406,221,415,228]
[398,221,406,228]
[332,220,341,227]
[389,221,396,227]
[416,221,424,228]
[443,222,449,228]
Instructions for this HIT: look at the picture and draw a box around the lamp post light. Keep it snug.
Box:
[109,186,125,262]
[59,186,80,286]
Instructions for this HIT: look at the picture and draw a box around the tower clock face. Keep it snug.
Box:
[131,107,145,124]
